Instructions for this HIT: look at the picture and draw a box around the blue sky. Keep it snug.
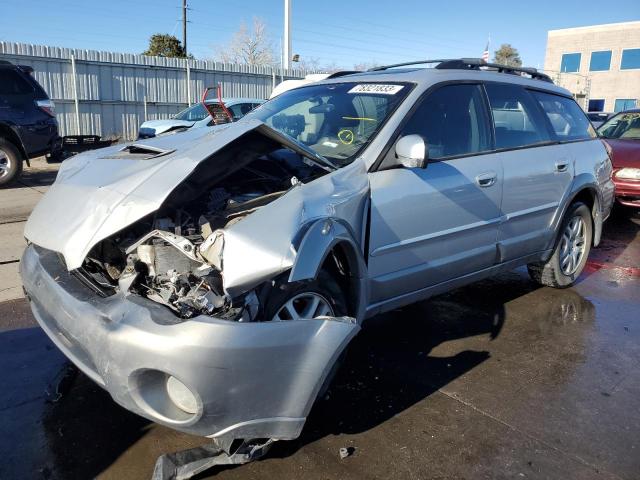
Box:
[0,0,638,69]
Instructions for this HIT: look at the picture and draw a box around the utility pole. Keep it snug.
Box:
[182,0,188,56]
[283,0,291,70]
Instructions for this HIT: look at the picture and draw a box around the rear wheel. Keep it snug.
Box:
[527,202,592,288]
[0,139,23,187]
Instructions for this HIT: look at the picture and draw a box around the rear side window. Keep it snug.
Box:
[0,69,33,95]
[532,92,596,141]
[485,83,551,149]
[400,84,491,159]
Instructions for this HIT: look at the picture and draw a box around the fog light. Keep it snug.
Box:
[166,376,198,414]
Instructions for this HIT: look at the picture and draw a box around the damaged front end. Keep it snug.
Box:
[51,121,343,322]
[21,118,368,473]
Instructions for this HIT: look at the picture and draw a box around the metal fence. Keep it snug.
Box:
[0,41,310,140]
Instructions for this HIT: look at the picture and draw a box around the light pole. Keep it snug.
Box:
[283,0,291,71]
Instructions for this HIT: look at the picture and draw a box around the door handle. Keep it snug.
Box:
[555,161,569,172]
[476,171,497,188]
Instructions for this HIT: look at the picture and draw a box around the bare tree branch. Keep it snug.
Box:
[216,17,275,66]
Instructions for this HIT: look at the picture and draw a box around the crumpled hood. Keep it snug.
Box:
[139,119,195,134]
[24,119,265,270]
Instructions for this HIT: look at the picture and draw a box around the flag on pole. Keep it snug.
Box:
[482,37,490,63]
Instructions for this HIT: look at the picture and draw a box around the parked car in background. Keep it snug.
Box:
[22,59,614,467]
[0,60,62,186]
[269,71,361,98]
[137,98,264,139]
[598,109,640,207]
[587,112,612,128]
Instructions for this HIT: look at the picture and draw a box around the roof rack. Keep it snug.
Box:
[369,58,553,83]
[326,70,362,79]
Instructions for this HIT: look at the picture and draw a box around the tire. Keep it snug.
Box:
[527,202,593,288]
[262,269,348,322]
[0,139,24,187]
[263,269,349,400]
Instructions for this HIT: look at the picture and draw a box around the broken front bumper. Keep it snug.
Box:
[21,245,359,444]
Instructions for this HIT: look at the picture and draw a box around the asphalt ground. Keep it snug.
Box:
[0,163,638,479]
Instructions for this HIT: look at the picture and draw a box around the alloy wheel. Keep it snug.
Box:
[0,149,10,179]
[272,292,335,321]
[559,215,586,276]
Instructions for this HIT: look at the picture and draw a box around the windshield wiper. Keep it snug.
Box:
[284,132,338,171]
[258,123,338,171]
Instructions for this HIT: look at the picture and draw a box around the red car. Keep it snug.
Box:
[598,109,640,207]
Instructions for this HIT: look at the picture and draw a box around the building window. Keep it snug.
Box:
[589,51,611,71]
[621,49,640,70]
[560,53,581,72]
[614,99,637,113]
[588,99,605,112]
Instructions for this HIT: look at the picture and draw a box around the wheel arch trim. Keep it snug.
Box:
[289,218,369,321]
[549,175,602,250]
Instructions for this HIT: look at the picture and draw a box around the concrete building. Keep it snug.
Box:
[544,21,640,113]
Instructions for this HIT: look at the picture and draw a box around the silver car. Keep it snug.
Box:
[137,97,264,139]
[21,59,614,462]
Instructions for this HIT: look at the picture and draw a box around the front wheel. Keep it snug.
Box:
[527,202,593,288]
[263,270,349,399]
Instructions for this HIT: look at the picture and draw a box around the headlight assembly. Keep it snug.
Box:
[615,168,640,180]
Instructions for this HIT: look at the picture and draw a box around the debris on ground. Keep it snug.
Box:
[339,447,356,459]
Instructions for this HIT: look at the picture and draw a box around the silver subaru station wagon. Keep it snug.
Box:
[21,59,614,460]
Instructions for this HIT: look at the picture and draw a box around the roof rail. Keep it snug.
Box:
[369,58,553,83]
[326,70,362,79]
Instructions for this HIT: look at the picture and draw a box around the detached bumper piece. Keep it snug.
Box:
[152,439,273,480]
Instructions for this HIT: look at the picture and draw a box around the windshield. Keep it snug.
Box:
[598,112,640,140]
[248,82,411,166]
[174,103,209,122]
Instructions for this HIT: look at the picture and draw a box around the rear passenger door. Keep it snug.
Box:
[485,83,574,261]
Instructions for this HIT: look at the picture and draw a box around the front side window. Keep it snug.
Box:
[614,99,637,113]
[589,51,612,71]
[621,49,640,70]
[249,82,411,166]
[533,91,596,141]
[485,83,551,149]
[598,112,640,140]
[398,84,490,159]
[174,103,208,121]
[560,53,581,73]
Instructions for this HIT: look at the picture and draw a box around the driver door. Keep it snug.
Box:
[367,83,503,304]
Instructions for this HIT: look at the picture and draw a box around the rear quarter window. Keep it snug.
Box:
[0,69,34,95]
[532,91,596,141]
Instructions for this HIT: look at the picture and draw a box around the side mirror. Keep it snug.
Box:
[395,134,427,168]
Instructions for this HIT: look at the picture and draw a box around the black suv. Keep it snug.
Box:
[0,60,62,186]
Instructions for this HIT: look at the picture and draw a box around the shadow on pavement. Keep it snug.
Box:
[267,274,540,462]
[18,168,58,189]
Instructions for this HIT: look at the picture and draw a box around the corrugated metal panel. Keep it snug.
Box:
[0,41,311,140]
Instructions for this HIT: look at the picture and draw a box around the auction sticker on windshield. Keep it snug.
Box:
[348,84,404,95]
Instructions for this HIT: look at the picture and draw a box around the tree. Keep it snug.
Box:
[216,18,275,65]
[493,44,522,67]
[293,56,321,71]
[353,60,381,71]
[143,34,187,58]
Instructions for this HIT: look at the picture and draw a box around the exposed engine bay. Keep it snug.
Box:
[77,131,330,321]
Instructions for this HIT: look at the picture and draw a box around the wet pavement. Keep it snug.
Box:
[1,207,638,480]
